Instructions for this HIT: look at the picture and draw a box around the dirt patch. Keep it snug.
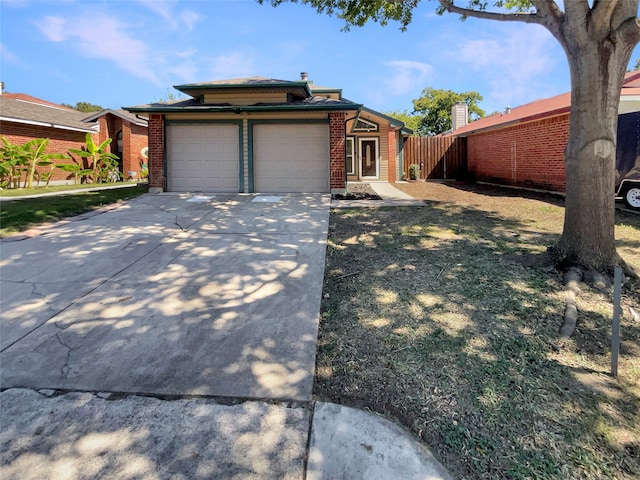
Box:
[332,183,382,200]
[316,181,640,480]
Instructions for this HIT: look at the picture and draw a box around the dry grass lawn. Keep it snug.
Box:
[316,181,639,480]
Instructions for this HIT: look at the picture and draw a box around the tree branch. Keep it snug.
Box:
[592,0,620,27]
[437,0,545,25]
[529,0,565,40]
[616,16,640,45]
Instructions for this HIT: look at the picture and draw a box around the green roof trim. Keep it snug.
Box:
[125,103,361,114]
[174,79,313,98]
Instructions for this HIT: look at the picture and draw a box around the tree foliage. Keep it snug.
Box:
[413,88,484,135]
[386,89,485,136]
[383,109,421,133]
[0,137,69,189]
[69,134,121,183]
[62,101,104,113]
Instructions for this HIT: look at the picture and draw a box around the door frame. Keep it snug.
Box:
[359,137,379,179]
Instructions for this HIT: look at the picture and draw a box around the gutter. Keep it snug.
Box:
[0,115,98,134]
[124,103,361,114]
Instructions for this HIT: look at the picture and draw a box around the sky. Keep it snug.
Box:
[1,0,639,116]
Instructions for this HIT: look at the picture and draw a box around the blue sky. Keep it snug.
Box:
[1,0,639,115]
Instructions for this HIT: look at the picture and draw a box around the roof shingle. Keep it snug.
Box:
[0,94,98,133]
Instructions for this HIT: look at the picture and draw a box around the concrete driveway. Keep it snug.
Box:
[1,193,330,401]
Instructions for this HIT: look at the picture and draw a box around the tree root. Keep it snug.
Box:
[559,267,582,339]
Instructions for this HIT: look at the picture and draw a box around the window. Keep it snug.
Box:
[352,118,379,132]
[346,137,355,175]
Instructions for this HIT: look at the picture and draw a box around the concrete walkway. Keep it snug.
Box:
[0,191,453,479]
[332,182,425,208]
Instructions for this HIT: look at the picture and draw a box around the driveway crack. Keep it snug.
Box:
[54,324,72,379]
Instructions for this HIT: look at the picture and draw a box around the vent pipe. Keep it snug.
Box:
[300,72,309,81]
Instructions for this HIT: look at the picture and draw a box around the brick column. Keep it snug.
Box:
[98,117,108,145]
[329,111,347,192]
[123,122,132,178]
[148,114,164,193]
[387,128,397,183]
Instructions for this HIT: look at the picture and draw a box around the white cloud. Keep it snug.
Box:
[138,0,202,31]
[39,15,66,42]
[457,24,562,111]
[37,13,161,85]
[206,52,257,80]
[382,60,434,95]
[179,10,202,32]
[176,48,197,59]
[0,42,21,65]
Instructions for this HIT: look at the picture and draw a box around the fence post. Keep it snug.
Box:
[611,266,622,378]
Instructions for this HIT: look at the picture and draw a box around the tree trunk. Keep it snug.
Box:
[556,34,634,273]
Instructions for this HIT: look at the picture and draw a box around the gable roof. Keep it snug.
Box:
[124,75,411,133]
[0,93,98,133]
[125,76,361,113]
[82,108,148,127]
[453,69,640,137]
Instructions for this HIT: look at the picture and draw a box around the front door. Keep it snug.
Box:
[360,138,378,178]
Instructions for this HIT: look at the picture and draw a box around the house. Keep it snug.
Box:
[450,70,640,192]
[0,92,99,184]
[83,109,148,180]
[124,74,411,194]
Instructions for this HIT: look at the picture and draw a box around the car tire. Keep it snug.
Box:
[623,186,640,210]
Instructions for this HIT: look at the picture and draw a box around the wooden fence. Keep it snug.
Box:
[403,136,467,180]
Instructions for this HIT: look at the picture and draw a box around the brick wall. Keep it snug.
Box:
[467,114,569,192]
[329,111,346,190]
[0,120,97,183]
[387,128,397,183]
[147,114,164,191]
[129,123,148,175]
[98,114,148,179]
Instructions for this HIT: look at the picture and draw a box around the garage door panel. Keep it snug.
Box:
[254,124,329,193]
[167,124,239,192]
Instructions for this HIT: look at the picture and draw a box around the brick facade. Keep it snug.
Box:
[467,114,569,192]
[98,114,148,180]
[147,114,164,191]
[387,127,397,183]
[329,111,346,190]
[0,121,98,183]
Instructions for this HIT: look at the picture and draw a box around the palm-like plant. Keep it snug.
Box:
[22,138,69,188]
[69,134,121,183]
[0,137,28,188]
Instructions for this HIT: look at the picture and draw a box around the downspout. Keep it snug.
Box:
[163,116,168,192]
[344,108,361,195]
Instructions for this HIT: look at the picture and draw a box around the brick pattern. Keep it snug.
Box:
[0,120,97,182]
[467,114,569,192]
[329,112,346,189]
[147,114,164,190]
[387,128,397,183]
[98,114,148,179]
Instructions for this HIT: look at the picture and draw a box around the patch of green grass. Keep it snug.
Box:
[0,184,148,237]
[0,181,145,197]
[316,198,640,480]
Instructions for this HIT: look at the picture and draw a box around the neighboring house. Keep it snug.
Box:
[83,109,148,180]
[125,74,411,194]
[451,70,640,193]
[0,92,99,184]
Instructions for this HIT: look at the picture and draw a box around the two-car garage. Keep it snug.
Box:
[166,122,330,193]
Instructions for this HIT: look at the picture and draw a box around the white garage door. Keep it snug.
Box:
[253,124,329,193]
[167,124,239,192]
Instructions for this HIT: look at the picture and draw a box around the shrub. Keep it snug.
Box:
[409,164,420,180]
